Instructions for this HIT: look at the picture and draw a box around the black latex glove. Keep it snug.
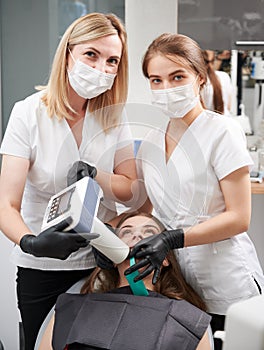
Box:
[20,218,99,260]
[124,229,184,284]
[92,247,115,270]
[92,223,115,270]
[67,161,97,186]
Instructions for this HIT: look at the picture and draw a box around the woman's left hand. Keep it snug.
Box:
[67,161,97,186]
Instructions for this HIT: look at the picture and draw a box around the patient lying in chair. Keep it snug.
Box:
[38,212,212,350]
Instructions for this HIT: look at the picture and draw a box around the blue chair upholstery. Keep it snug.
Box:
[134,139,142,156]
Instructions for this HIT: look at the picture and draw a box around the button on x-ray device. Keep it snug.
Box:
[42,177,129,264]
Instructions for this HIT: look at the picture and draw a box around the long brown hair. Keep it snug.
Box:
[142,33,207,109]
[81,212,206,311]
[202,50,224,114]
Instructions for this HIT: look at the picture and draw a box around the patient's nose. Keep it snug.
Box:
[132,230,144,243]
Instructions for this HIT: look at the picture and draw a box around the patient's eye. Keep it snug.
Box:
[143,228,156,236]
[119,228,133,237]
[142,227,160,237]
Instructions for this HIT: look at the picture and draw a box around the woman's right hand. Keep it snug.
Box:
[20,218,99,260]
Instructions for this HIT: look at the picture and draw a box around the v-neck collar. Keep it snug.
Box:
[63,110,88,153]
[163,111,204,165]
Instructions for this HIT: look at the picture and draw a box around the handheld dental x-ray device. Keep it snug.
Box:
[41,176,129,264]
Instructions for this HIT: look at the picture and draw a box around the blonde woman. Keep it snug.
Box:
[0,13,137,350]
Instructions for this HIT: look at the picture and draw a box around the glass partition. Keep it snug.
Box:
[0,0,125,137]
[58,0,124,37]
[178,0,264,50]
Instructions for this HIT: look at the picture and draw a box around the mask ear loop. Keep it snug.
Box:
[67,47,78,77]
[193,75,201,97]
[125,257,149,296]
[67,47,76,63]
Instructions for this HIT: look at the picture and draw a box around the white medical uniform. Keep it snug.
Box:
[0,91,133,271]
[137,110,264,314]
[201,71,234,116]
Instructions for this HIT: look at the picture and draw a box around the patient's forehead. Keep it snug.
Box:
[118,215,161,231]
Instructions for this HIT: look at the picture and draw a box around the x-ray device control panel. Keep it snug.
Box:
[42,176,129,264]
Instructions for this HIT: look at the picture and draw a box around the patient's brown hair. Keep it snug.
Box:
[81,212,206,311]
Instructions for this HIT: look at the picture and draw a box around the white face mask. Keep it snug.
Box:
[151,78,199,118]
[67,50,116,99]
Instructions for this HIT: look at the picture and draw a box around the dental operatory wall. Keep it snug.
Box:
[125,0,178,138]
[0,1,51,348]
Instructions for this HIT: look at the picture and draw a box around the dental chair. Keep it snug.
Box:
[215,295,264,350]
[35,276,215,350]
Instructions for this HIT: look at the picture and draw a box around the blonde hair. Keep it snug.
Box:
[142,33,207,109]
[37,13,128,131]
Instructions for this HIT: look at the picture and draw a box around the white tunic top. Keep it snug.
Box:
[0,91,133,270]
[137,110,264,314]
